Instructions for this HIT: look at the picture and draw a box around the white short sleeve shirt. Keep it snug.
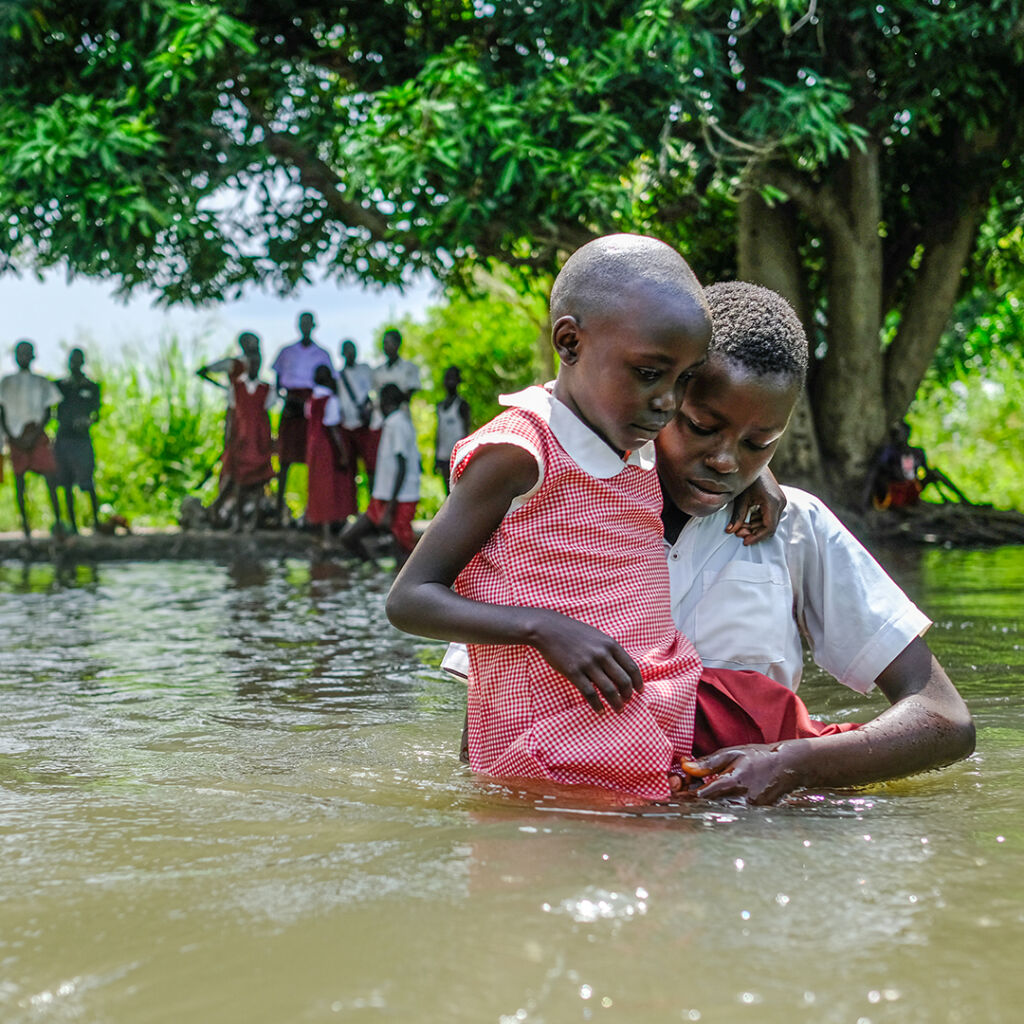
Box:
[666,486,931,693]
[372,409,421,503]
[0,371,62,438]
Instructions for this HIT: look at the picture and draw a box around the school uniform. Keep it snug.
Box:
[271,340,334,464]
[336,361,378,476]
[0,370,61,476]
[448,387,857,801]
[227,365,276,487]
[666,486,931,694]
[366,407,420,551]
[304,386,356,524]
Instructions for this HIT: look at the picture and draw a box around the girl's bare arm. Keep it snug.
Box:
[386,443,643,712]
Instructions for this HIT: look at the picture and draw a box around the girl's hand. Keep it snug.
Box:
[679,741,808,805]
[727,467,786,546]
[530,609,644,714]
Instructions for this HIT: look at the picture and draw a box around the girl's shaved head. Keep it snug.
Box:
[550,234,708,327]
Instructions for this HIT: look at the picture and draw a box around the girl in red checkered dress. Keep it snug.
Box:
[387,235,849,802]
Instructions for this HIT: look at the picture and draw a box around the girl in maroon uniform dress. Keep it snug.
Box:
[305,364,356,540]
[198,332,275,531]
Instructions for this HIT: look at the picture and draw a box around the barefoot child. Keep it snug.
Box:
[54,348,101,534]
[0,341,64,537]
[305,363,355,540]
[387,234,851,801]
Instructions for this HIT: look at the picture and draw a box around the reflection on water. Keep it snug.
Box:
[1,549,1022,1024]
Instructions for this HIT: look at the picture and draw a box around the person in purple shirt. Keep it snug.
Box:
[270,311,333,524]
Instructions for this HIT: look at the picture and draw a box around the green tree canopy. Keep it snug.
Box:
[3,1,1023,496]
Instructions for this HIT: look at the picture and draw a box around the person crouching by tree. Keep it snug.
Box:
[305,363,356,542]
[197,332,277,532]
[341,383,420,565]
[434,366,471,495]
[0,340,64,538]
[54,347,101,534]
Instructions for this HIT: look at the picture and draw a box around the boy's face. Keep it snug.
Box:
[443,367,461,392]
[552,287,710,455]
[341,341,356,365]
[656,353,799,517]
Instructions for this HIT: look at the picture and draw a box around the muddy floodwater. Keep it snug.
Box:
[1,546,1022,1024]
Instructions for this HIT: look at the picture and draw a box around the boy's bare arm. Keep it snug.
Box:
[386,443,643,713]
[687,637,975,804]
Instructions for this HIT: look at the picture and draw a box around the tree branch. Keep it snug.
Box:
[883,190,987,420]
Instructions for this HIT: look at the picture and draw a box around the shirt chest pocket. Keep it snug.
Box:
[692,561,793,667]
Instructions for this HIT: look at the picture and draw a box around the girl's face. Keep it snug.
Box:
[552,287,710,455]
[656,353,799,517]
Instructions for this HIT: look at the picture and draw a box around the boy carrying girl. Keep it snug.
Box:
[387,234,857,802]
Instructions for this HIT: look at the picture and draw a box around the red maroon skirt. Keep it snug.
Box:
[692,667,860,756]
[9,433,57,476]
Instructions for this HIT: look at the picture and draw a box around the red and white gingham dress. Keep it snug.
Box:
[452,397,702,801]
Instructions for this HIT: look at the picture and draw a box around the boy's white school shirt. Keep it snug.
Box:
[442,465,930,692]
[0,370,62,438]
[372,409,421,503]
[665,486,931,693]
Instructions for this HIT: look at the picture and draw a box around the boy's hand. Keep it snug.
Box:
[679,742,807,805]
[530,609,643,714]
[726,467,786,545]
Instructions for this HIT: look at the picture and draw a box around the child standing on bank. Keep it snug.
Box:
[434,366,471,494]
[305,363,355,540]
[0,340,64,537]
[54,347,102,534]
[341,383,421,563]
[386,234,855,802]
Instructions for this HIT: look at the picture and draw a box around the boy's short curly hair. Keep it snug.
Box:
[705,281,808,381]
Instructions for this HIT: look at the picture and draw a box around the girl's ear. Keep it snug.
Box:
[552,316,581,365]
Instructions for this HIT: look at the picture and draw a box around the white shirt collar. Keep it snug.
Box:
[498,384,656,478]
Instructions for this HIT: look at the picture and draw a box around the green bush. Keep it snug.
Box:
[907,346,1024,511]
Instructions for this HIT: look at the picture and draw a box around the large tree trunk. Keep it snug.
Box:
[810,146,887,505]
[737,191,824,492]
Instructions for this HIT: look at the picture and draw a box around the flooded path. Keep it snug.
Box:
[1,548,1021,1023]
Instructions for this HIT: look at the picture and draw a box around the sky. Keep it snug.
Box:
[0,268,439,377]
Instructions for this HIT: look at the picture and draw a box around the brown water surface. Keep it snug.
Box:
[1,548,1021,1023]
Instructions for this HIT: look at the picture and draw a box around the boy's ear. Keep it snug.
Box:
[552,316,581,365]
